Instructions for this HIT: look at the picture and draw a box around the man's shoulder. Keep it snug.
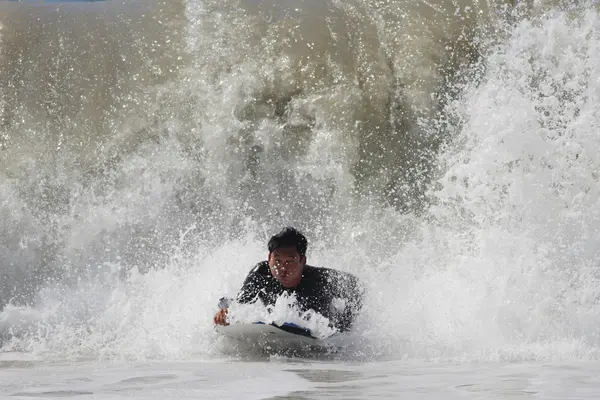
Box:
[304,265,360,286]
[303,264,325,276]
[303,265,350,281]
[304,265,353,277]
[249,260,270,275]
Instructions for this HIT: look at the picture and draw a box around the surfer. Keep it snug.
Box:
[213,227,363,332]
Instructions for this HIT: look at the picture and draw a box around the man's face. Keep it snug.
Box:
[268,246,306,288]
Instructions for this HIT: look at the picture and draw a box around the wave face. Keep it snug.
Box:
[1,0,600,362]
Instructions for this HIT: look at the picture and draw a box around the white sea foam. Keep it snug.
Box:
[227,293,338,339]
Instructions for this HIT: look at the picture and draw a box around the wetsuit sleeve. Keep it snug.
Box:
[236,262,269,304]
[327,271,364,332]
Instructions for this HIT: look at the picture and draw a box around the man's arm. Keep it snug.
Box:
[214,262,268,326]
[327,270,364,332]
[236,261,269,304]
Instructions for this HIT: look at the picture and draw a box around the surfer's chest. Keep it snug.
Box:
[259,279,329,313]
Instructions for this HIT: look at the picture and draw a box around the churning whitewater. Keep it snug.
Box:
[1,0,600,364]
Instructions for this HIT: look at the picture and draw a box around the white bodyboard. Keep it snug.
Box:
[216,322,333,349]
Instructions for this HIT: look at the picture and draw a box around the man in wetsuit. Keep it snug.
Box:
[213,227,363,332]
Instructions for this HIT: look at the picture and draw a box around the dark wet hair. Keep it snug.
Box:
[268,227,308,256]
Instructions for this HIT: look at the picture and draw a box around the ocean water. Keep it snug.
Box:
[1,0,600,398]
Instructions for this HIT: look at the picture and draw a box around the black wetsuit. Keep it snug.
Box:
[236,261,363,332]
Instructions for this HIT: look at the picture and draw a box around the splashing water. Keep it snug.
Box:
[228,293,338,340]
[1,0,600,364]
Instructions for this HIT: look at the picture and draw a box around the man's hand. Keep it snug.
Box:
[213,308,229,326]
